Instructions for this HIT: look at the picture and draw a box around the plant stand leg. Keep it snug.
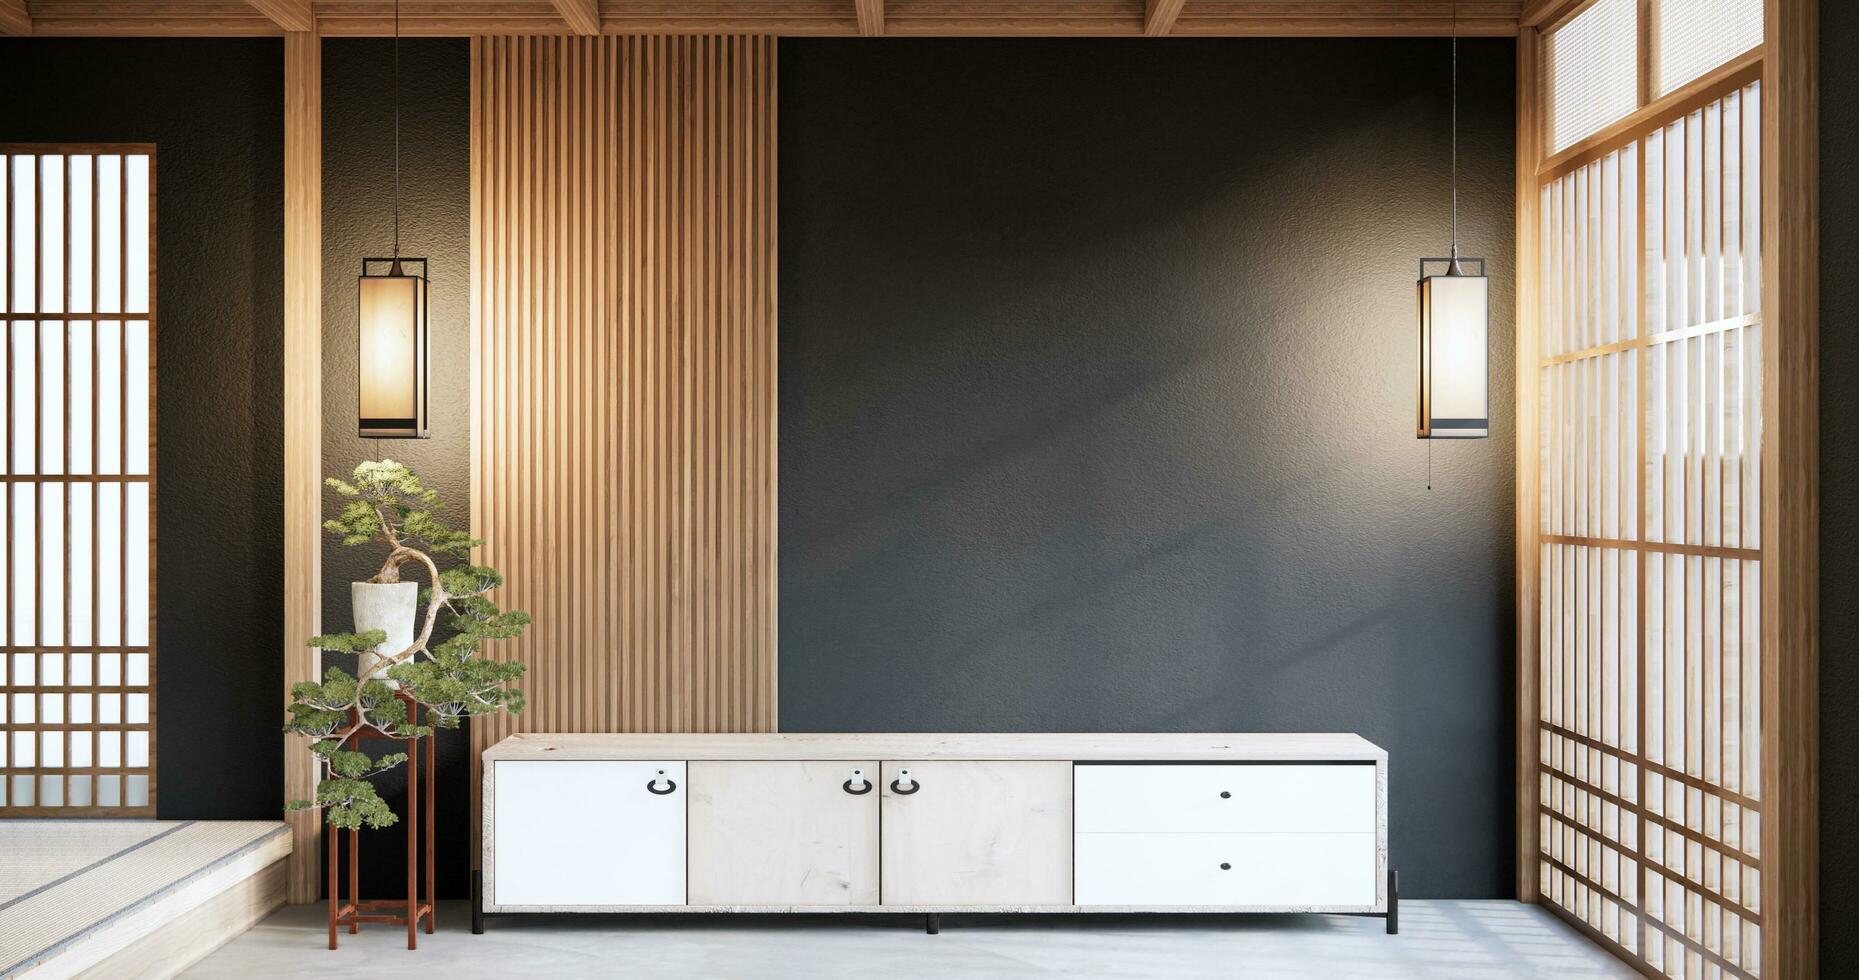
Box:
[1386,870,1399,936]
[925,913,940,935]
[327,825,338,950]
[407,732,419,951]
[348,828,359,934]
[425,731,436,934]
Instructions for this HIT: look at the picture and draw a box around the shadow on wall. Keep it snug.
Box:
[777,37,1517,900]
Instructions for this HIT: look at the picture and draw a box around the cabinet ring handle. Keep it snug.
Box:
[890,778,920,795]
[843,778,873,795]
[646,777,678,795]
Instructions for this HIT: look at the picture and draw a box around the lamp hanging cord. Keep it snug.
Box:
[393,0,401,263]
[1450,0,1459,271]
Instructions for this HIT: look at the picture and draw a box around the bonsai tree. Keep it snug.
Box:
[285,460,530,830]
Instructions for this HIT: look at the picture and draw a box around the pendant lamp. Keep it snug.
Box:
[1417,0,1488,441]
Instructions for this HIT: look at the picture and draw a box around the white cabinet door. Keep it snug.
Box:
[490,760,686,907]
[688,761,880,906]
[1074,764,1375,834]
[1075,832,1377,908]
[879,761,1072,907]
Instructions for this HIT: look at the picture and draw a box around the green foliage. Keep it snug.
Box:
[288,460,531,831]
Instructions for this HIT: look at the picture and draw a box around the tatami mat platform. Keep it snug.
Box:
[1,820,290,979]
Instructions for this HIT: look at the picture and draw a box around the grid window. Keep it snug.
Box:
[0,148,155,815]
[1656,0,1763,97]
[1547,0,1640,153]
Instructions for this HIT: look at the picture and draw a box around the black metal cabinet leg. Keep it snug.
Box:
[1386,870,1399,936]
[472,870,485,935]
[925,913,940,935]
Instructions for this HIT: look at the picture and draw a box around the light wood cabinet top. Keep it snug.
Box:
[482,732,1385,763]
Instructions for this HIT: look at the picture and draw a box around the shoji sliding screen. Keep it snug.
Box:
[1523,1,1777,974]
[0,147,156,816]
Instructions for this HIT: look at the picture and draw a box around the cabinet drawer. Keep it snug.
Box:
[1074,764,1374,834]
[1075,832,1376,908]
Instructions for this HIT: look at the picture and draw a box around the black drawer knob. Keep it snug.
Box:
[1220,791,1232,799]
[1220,863,1232,871]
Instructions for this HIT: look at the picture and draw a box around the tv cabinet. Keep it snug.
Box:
[476,733,1393,933]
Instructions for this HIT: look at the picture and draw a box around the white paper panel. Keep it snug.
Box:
[69,482,93,645]
[40,483,62,645]
[125,157,150,314]
[9,157,34,312]
[97,481,121,646]
[11,321,35,473]
[40,157,64,314]
[40,321,63,474]
[96,155,121,314]
[126,320,149,474]
[1548,0,1639,153]
[70,156,93,314]
[126,482,148,645]
[96,319,121,474]
[70,319,93,473]
[10,485,33,645]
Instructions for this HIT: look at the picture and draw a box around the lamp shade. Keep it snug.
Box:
[358,257,430,439]
[1416,257,1488,439]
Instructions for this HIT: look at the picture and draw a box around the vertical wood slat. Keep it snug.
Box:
[467,36,778,866]
[282,31,323,903]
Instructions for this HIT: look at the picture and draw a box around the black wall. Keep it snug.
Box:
[0,39,287,820]
[778,38,1518,899]
[1821,0,1856,964]
[320,38,474,897]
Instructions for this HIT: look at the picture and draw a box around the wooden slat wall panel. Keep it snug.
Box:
[1535,81,1765,980]
[467,36,777,849]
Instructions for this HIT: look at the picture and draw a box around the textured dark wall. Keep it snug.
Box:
[778,38,1518,899]
[320,38,474,898]
[0,39,287,820]
[1821,0,1856,965]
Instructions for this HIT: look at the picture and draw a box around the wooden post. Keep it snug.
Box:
[1512,23,1542,906]
[283,28,324,906]
[1760,0,1818,975]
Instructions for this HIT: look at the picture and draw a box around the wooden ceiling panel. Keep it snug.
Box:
[11,0,1521,36]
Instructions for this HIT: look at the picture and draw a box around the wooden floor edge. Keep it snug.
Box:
[73,857,288,980]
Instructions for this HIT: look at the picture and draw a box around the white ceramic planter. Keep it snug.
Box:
[351,581,418,686]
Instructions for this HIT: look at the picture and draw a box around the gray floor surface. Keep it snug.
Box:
[185,900,1641,979]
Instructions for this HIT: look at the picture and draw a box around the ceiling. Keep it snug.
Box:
[0,0,1525,38]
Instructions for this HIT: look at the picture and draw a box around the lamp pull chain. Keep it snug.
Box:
[392,0,401,264]
[1450,0,1458,270]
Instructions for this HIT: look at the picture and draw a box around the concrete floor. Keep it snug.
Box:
[187,901,1640,979]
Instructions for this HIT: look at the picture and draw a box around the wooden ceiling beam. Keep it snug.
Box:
[0,0,32,35]
[854,0,881,36]
[246,0,310,31]
[548,0,599,35]
[1143,0,1185,36]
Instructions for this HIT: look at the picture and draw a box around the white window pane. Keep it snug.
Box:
[70,156,93,314]
[1548,0,1639,153]
[98,482,121,645]
[97,732,120,769]
[96,320,121,474]
[39,774,63,806]
[70,693,92,724]
[125,774,149,807]
[69,483,92,644]
[97,774,119,806]
[11,692,32,723]
[126,731,148,768]
[98,651,120,687]
[12,731,34,767]
[125,157,149,314]
[40,734,63,769]
[11,652,31,684]
[126,483,148,645]
[68,774,91,806]
[10,158,34,312]
[70,320,93,473]
[127,692,149,724]
[0,159,7,309]
[12,322,36,473]
[96,156,121,314]
[126,320,149,474]
[40,157,64,314]
[40,694,62,724]
[70,732,90,767]
[11,485,33,645]
[40,484,62,645]
[39,652,61,685]
[1657,0,1762,96]
[126,651,149,686]
[39,322,63,474]
[99,692,120,724]
[69,652,90,685]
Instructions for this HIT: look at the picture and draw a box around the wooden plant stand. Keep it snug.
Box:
[326,690,436,950]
